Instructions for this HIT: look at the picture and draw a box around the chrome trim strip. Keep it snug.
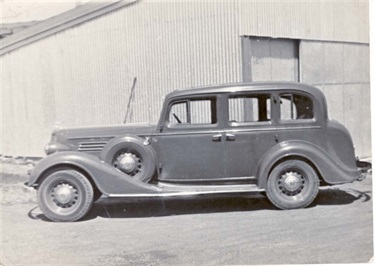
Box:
[275,125,321,131]
[152,131,223,136]
[160,176,256,183]
[78,145,107,149]
[79,142,107,146]
[153,125,321,136]
[77,148,104,151]
[108,185,264,198]
[227,125,321,133]
[68,136,115,140]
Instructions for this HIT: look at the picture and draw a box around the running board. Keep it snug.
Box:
[107,183,264,198]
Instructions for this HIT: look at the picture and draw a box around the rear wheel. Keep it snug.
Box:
[37,169,94,222]
[266,160,319,209]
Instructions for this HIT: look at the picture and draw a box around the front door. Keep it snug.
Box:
[152,96,225,182]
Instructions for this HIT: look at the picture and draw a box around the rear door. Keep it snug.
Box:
[223,92,279,179]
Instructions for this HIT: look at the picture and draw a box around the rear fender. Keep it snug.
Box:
[256,140,360,189]
[27,151,161,196]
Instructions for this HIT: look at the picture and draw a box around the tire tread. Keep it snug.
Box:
[37,169,94,222]
[266,160,319,210]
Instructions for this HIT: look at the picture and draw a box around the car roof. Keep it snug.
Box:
[165,81,324,101]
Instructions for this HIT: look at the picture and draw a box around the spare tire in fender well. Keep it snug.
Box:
[99,135,157,183]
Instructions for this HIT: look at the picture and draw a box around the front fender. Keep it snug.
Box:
[27,151,161,196]
[256,140,361,189]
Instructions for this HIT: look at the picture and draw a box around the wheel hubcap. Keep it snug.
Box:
[119,155,136,172]
[51,183,78,208]
[284,174,301,192]
[278,171,305,196]
[113,152,142,176]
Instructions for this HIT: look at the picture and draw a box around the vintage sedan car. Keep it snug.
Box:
[26,82,370,222]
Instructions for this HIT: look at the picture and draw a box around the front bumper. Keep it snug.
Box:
[25,168,37,188]
[356,160,371,181]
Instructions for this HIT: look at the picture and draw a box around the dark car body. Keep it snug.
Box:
[26,82,370,221]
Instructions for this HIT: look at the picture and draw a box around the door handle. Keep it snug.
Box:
[226,133,236,141]
[212,134,222,142]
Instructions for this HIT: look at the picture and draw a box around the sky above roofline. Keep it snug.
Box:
[0,0,91,24]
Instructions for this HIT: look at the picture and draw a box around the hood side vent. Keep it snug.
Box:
[78,141,107,152]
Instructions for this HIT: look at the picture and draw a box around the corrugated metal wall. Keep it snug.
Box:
[1,0,370,157]
[239,1,369,43]
[1,1,242,156]
[300,41,371,157]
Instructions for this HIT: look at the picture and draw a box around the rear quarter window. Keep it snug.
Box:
[280,94,314,120]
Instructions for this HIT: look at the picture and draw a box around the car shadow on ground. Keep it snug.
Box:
[87,194,274,220]
[311,188,371,206]
[27,188,371,222]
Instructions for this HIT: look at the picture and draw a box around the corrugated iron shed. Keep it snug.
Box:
[0,0,370,157]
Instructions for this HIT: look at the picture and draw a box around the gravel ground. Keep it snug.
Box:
[1,162,373,265]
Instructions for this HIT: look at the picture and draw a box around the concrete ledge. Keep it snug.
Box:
[0,154,42,165]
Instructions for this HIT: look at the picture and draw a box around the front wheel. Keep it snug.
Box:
[266,160,319,210]
[37,169,94,222]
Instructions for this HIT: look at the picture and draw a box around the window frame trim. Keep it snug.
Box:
[226,92,275,128]
[277,91,317,125]
[163,95,219,131]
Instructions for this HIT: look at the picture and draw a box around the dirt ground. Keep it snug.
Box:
[1,162,373,265]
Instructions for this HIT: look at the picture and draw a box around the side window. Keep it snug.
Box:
[190,100,213,124]
[169,102,188,124]
[168,97,217,126]
[229,94,271,123]
[280,94,314,120]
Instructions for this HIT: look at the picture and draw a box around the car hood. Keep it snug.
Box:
[56,123,157,139]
